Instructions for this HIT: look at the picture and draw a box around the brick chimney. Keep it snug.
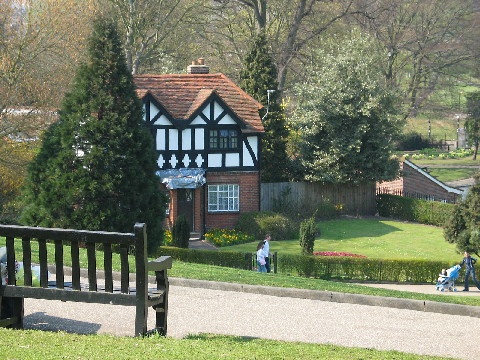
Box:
[187,58,210,74]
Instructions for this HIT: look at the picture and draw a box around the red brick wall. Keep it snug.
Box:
[377,162,404,194]
[204,171,260,230]
[402,162,456,202]
[377,162,458,203]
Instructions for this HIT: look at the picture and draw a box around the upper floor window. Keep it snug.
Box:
[209,129,238,149]
[208,184,239,212]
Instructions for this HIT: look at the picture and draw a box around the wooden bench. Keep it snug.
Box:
[0,223,172,337]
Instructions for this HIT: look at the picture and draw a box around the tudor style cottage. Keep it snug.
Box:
[134,59,265,237]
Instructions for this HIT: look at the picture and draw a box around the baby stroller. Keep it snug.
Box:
[435,265,461,292]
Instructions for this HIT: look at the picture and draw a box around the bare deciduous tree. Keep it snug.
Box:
[106,0,203,74]
[203,0,356,94]
[352,0,474,118]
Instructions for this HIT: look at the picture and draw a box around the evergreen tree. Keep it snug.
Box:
[240,33,289,182]
[21,17,166,254]
[444,174,480,256]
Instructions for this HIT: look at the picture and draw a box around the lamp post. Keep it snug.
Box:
[428,118,431,141]
[456,114,460,149]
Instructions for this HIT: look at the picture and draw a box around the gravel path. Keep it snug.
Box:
[22,283,480,360]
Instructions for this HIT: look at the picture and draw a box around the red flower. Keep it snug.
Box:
[313,251,367,258]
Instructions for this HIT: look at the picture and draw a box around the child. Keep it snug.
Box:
[437,268,447,283]
[256,241,267,273]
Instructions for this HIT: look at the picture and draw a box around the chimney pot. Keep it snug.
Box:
[187,58,209,74]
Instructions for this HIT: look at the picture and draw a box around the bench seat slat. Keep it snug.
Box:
[22,238,33,287]
[0,225,134,245]
[1,284,165,307]
[71,243,81,290]
[55,240,64,288]
[38,239,48,288]
[86,243,97,292]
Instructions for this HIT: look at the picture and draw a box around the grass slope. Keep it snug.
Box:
[222,218,460,263]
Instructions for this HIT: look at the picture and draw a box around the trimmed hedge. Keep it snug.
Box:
[157,246,252,270]
[157,246,456,283]
[376,193,455,227]
[277,255,450,283]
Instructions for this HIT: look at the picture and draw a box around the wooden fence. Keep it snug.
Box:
[261,182,377,216]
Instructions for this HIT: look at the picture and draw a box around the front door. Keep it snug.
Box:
[177,188,194,232]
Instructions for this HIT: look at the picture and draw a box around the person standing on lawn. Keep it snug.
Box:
[459,251,480,291]
[263,234,271,273]
[256,241,267,273]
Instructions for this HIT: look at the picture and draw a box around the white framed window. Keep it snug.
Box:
[208,184,239,212]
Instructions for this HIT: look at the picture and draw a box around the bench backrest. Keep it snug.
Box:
[0,223,147,295]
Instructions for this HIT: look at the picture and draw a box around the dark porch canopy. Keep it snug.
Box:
[156,168,206,190]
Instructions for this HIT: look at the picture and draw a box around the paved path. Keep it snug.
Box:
[22,281,480,360]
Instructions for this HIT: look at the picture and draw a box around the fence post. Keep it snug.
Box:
[273,251,278,274]
[245,252,253,271]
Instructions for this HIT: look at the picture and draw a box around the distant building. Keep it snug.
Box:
[377,159,464,203]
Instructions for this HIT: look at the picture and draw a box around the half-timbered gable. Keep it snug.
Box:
[134,59,264,236]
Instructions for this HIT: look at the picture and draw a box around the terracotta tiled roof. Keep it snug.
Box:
[134,73,264,133]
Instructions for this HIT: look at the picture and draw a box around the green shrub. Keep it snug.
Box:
[204,228,254,247]
[299,215,316,255]
[235,212,263,239]
[172,214,190,248]
[277,255,448,283]
[396,131,432,151]
[236,211,297,240]
[376,193,455,226]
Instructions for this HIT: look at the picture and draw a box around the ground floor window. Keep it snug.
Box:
[208,184,239,212]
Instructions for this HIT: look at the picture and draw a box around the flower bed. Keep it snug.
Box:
[204,228,255,247]
[313,251,367,258]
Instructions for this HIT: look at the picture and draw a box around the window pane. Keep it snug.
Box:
[209,130,218,148]
[230,130,237,148]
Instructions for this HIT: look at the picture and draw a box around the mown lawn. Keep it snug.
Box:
[221,218,461,264]
[0,329,454,360]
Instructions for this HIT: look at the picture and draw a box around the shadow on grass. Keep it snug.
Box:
[24,312,101,335]
[184,334,260,342]
[321,218,404,239]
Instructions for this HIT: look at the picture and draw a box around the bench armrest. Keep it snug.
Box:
[148,256,173,272]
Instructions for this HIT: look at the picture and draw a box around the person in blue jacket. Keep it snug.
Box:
[459,251,480,291]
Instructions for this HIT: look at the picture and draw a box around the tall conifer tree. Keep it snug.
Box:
[444,174,480,256]
[21,17,166,253]
[240,33,289,182]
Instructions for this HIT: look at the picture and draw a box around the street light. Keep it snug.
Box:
[456,114,460,149]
